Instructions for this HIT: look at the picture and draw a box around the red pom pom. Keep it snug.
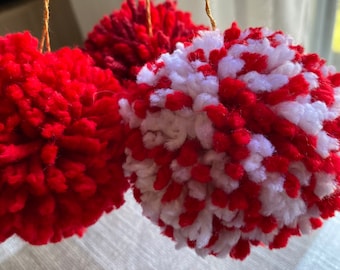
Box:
[0,32,129,244]
[85,0,207,82]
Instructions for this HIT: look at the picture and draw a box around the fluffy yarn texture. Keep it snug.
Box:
[0,32,129,245]
[120,23,340,260]
[84,0,208,83]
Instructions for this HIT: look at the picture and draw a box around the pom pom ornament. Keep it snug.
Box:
[121,23,340,260]
[85,0,208,83]
[0,32,129,244]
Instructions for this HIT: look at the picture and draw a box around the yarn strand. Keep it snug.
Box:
[39,0,51,52]
[146,0,153,36]
[205,0,216,30]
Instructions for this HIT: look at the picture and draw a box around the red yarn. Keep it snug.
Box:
[0,32,129,244]
[84,0,208,82]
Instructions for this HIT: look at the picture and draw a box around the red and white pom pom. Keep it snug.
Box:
[84,0,208,82]
[120,23,340,260]
[0,32,129,245]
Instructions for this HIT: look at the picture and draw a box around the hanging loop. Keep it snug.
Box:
[39,0,51,52]
[146,0,153,36]
[205,0,216,30]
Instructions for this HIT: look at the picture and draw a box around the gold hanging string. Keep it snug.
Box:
[205,0,216,30]
[146,0,153,36]
[39,0,51,52]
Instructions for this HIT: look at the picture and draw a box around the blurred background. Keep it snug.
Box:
[0,0,339,67]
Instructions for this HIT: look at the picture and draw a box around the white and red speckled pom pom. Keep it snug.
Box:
[120,23,340,260]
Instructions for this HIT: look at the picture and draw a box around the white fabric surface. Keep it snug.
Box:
[0,190,339,270]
